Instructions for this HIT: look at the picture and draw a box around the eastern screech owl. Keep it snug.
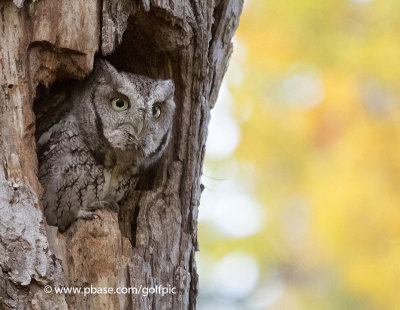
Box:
[36,59,175,230]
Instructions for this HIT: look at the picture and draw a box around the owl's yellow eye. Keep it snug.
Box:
[111,98,129,111]
[152,103,161,119]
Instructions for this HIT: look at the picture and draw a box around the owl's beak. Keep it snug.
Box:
[135,119,144,135]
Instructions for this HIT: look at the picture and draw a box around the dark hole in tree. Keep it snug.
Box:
[33,12,179,246]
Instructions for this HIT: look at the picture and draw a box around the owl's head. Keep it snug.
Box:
[81,59,175,167]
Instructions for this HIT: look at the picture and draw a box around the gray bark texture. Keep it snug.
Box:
[0,0,243,309]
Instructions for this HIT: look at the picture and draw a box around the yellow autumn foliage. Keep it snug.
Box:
[198,0,400,309]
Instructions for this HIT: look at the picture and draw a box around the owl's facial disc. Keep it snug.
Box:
[106,95,142,144]
[103,123,142,152]
[103,101,146,151]
[118,122,144,137]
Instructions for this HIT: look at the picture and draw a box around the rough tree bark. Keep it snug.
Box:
[0,0,243,309]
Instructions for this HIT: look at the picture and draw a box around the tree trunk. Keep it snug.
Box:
[0,0,242,309]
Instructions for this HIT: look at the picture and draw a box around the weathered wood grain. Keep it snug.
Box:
[0,0,243,308]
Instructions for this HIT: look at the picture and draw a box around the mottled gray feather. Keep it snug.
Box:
[37,59,175,230]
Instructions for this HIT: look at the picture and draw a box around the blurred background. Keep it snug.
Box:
[197,0,400,309]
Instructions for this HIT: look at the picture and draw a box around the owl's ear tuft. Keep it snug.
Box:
[93,58,119,83]
[158,79,175,98]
